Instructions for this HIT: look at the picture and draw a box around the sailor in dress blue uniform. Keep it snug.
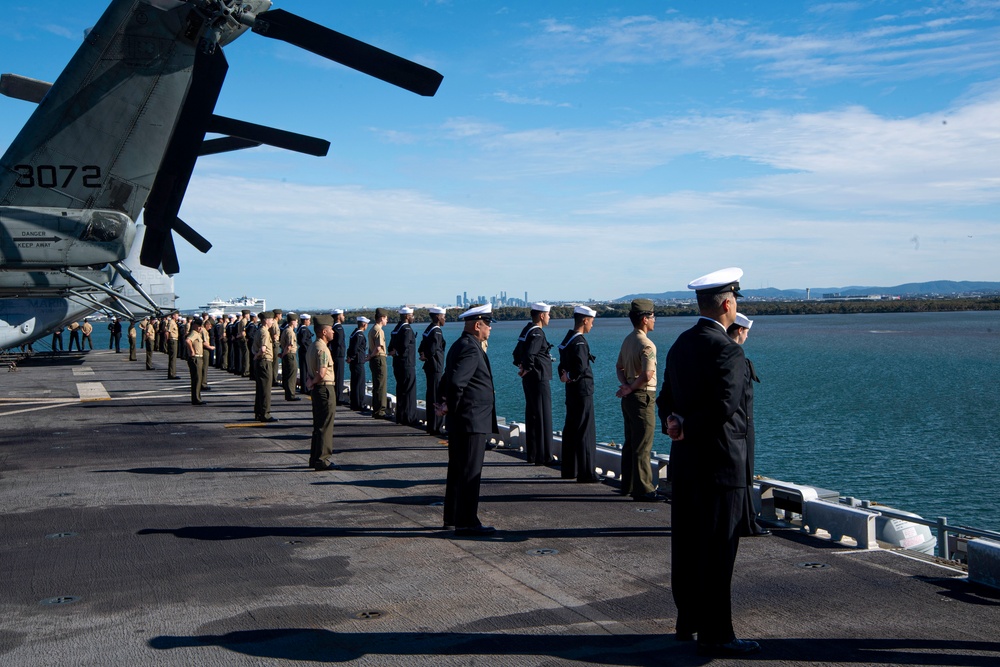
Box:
[419,307,447,436]
[516,302,554,465]
[388,306,418,426]
[557,306,599,482]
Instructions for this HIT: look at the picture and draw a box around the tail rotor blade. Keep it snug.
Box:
[253,9,443,96]
[208,114,330,156]
[140,47,228,270]
[161,233,181,276]
[172,217,213,254]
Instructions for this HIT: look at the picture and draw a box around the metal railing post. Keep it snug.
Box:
[936,517,950,560]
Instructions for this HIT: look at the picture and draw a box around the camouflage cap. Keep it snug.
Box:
[630,299,654,315]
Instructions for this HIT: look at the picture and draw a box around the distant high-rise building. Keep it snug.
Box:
[456,294,463,307]
[524,291,528,304]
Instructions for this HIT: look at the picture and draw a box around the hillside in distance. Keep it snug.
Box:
[620,280,1000,302]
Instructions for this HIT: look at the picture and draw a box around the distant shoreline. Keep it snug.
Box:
[321,296,1000,322]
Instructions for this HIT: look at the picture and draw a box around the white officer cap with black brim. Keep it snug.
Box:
[574,305,597,317]
[530,302,551,313]
[735,312,753,329]
[460,303,493,321]
[688,267,744,297]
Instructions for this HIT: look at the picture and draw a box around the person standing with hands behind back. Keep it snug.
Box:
[658,267,760,657]
[558,305,599,482]
[516,302,554,465]
[435,304,498,537]
[615,299,658,502]
[368,308,389,419]
[727,312,769,537]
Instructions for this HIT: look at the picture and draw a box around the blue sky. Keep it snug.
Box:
[2,1,999,309]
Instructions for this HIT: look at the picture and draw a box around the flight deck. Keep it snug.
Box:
[1,351,999,666]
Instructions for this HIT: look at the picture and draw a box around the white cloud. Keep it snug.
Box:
[522,7,1000,83]
[491,91,571,107]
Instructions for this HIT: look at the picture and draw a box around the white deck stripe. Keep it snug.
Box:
[77,382,111,401]
[72,367,95,376]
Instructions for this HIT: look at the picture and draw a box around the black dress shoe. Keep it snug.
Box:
[632,492,661,502]
[753,528,772,536]
[167,375,179,380]
[697,639,761,657]
[192,400,207,405]
[312,462,336,471]
[258,416,279,423]
[201,386,212,391]
[442,524,455,530]
[286,397,302,402]
[454,525,496,537]
[675,631,696,642]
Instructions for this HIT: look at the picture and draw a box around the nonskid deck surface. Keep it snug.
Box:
[2,351,999,666]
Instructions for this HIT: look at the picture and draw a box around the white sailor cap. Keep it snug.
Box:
[428,306,446,315]
[574,305,597,317]
[688,267,744,297]
[460,303,493,321]
[300,313,311,319]
[530,302,551,313]
[398,306,414,315]
[734,312,753,329]
[358,316,370,324]
[331,309,344,316]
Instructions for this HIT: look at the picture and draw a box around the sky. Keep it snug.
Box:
[2,0,1000,310]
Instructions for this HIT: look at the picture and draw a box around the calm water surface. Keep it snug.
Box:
[395,312,1000,531]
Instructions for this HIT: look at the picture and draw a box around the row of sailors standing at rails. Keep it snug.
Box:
[512,302,601,481]
[343,302,597,480]
[359,306,448,437]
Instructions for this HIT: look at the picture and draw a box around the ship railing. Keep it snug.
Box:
[854,501,1000,560]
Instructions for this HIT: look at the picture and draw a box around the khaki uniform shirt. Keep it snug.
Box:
[80,322,93,336]
[128,324,136,340]
[166,319,179,341]
[616,328,657,392]
[186,330,204,357]
[280,326,298,357]
[368,323,386,358]
[200,327,210,353]
[145,323,156,342]
[306,338,335,385]
[254,325,273,361]
[69,322,80,332]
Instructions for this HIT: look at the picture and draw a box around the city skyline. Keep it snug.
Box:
[2,1,998,309]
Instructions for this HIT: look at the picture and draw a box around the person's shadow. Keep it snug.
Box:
[148,630,1000,665]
